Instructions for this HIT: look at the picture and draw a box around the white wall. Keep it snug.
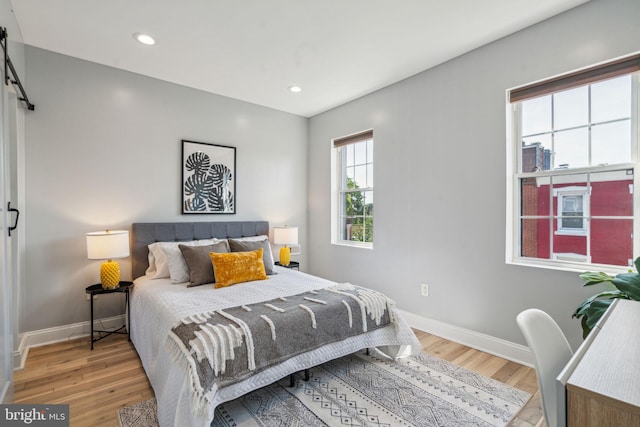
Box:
[307,0,640,350]
[22,47,308,332]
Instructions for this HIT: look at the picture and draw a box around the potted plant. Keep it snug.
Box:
[573,257,640,338]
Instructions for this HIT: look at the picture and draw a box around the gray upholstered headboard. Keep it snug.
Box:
[131,221,269,279]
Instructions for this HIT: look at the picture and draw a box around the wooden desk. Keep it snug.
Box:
[562,299,640,426]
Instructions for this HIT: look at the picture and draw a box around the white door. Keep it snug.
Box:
[0,58,13,403]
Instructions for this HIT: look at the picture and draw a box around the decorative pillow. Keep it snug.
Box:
[228,236,276,275]
[210,248,268,288]
[146,239,219,282]
[179,241,230,287]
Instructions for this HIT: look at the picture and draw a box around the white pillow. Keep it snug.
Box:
[146,239,221,282]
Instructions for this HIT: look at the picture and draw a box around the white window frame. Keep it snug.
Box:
[506,54,640,273]
[331,130,374,248]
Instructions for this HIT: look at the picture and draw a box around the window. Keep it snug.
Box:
[554,187,589,234]
[508,54,640,271]
[332,130,373,246]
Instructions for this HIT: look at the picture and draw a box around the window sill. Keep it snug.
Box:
[507,257,630,276]
[331,241,373,250]
[554,229,588,236]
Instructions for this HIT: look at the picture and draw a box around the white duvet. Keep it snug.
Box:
[130,267,420,427]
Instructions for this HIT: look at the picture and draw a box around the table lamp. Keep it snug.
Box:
[86,230,130,289]
[273,226,298,267]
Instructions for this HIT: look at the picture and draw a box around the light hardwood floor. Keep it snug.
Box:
[12,330,544,426]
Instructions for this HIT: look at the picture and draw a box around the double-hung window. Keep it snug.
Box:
[508,54,640,271]
[332,129,374,247]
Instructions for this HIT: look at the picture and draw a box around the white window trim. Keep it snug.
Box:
[330,131,374,249]
[505,62,640,274]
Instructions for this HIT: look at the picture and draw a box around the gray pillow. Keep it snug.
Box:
[228,238,276,275]
[179,241,230,287]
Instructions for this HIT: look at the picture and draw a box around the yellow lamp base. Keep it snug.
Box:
[279,246,291,267]
[100,260,121,289]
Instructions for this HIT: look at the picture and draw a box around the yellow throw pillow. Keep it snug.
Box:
[210,248,268,288]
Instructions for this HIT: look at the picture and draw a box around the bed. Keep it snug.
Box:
[129,221,421,427]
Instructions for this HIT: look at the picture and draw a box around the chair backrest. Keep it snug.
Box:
[517,309,573,427]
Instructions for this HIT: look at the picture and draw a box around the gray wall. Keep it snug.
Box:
[23,47,308,332]
[17,0,640,352]
[307,0,640,350]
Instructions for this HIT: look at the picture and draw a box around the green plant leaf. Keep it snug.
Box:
[574,257,640,339]
[580,316,590,338]
[611,273,640,300]
[578,271,615,286]
[580,299,614,339]
[573,290,625,317]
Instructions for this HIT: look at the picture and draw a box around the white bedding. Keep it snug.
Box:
[131,266,420,427]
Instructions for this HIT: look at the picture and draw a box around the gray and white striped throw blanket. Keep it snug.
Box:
[166,283,396,413]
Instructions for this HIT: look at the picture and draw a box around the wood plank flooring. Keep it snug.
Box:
[12,329,544,426]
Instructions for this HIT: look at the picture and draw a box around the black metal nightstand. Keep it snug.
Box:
[85,281,133,349]
[275,261,300,271]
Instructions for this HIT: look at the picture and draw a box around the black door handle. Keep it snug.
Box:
[8,201,19,237]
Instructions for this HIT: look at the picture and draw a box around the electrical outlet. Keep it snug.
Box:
[421,283,429,296]
[86,294,97,301]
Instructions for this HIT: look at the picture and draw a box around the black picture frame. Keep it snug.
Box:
[182,140,236,214]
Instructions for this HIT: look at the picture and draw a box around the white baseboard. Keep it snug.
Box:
[13,315,126,371]
[398,309,534,367]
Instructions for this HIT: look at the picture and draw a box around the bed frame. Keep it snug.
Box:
[131,221,269,279]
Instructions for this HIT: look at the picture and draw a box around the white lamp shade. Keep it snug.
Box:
[86,230,130,260]
[273,226,298,245]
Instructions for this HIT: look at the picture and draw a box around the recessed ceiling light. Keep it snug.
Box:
[133,33,156,46]
[288,85,302,93]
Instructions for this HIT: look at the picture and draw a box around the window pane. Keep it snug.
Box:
[522,95,551,136]
[353,164,367,188]
[552,232,587,260]
[554,86,588,130]
[354,141,367,164]
[592,75,632,123]
[345,145,354,167]
[367,164,373,188]
[590,169,633,217]
[592,120,631,166]
[346,165,355,185]
[341,190,373,243]
[520,218,550,259]
[521,177,550,216]
[590,218,633,267]
[554,127,589,169]
[367,139,373,163]
[521,136,552,172]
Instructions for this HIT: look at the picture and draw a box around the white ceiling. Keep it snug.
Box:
[10,0,588,117]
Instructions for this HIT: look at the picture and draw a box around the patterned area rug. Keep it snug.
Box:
[118,351,530,427]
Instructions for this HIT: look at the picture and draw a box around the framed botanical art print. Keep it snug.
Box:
[182,140,236,214]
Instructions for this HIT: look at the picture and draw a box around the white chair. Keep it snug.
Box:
[516,309,573,427]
